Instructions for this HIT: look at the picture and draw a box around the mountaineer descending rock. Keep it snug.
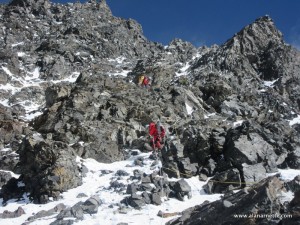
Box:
[145,120,166,153]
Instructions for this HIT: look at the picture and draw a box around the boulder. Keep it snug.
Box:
[0,177,25,204]
[123,193,146,209]
[203,169,241,194]
[224,121,278,172]
[0,206,25,219]
[242,163,267,184]
[81,195,102,214]
[151,192,162,205]
[169,179,192,201]
[168,175,286,225]
[15,136,82,203]
[0,171,12,188]
[26,203,66,222]
[177,157,198,178]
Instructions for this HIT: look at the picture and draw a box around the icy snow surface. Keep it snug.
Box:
[175,51,202,77]
[0,151,223,225]
[0,64,80,121]
[0,152,299,225]
[263,78,279,87]
[289,115,300,126]
[185,102,194,115]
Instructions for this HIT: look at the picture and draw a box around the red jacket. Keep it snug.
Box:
[143,76,150,86]
[149,122,165,139]
[149,122,165,150]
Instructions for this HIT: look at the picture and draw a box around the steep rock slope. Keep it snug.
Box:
[168,175,299,225]
[0,0,161,119]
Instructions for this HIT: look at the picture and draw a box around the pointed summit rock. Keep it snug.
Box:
[224,15,284,55]
[86,0,112,17]
[191,15,290,82]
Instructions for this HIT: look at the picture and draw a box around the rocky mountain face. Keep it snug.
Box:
[0,0,300,223]
[168,175,300,225]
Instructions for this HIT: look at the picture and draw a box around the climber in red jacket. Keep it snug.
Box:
[148,120,165,150]
[142,76,150,88]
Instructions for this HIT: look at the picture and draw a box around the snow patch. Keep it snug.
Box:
[0,152,299,225]
[25,67,40,82]
[233,120,244,127]
[192,51,203,60]
[176,63,190,77]
[100,91,111,97]
[52,72,80,83]
[279,191,294,204]
[0,99,10,107]
[108,56,126,64]
[108,69,131,77]
[278,169,300,181]
[0,83,21,95]
[263,78,279,87]
[17,181,25,188]
[53,21,63,25]
[1,66,13,76]
[204,113,216,119]
[0,148,11,152]
[22,110,43,121]
[0,170,20,179]
[17,52,26,57]
[185,102,193,115]
[288,115,300,126]
[0,152,222,225]
[11,42,24,47]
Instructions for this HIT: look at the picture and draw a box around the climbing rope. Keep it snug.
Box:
[161,166,260,186]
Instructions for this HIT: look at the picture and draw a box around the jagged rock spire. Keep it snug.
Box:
[224,15,284,54]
